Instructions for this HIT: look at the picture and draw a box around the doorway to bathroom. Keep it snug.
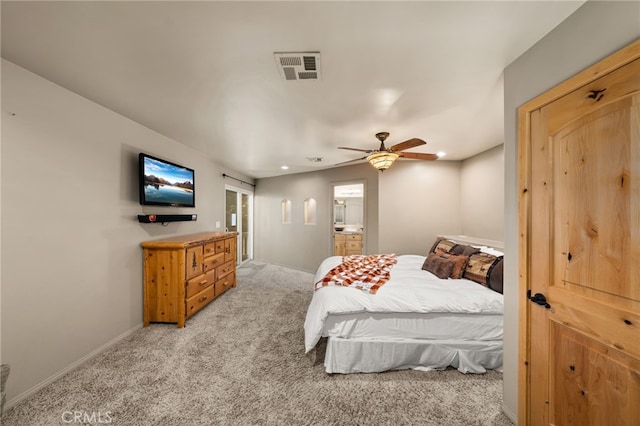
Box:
[332,182,365,256]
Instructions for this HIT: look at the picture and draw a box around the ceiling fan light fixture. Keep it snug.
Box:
[367,152,399,171]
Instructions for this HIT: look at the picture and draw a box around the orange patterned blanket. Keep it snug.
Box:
[314,254,398,294]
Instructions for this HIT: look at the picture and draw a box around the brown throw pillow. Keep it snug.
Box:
[463,253,502,286]
[435,250,469,279]
[431,238,457,254]
[449,244,481,257]
[422,253,455,279]
[428,237,445,253]
[488,257,504,294]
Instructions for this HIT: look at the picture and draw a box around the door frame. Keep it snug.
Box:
[224,184,254,265]
[331,180,366,255]
[517,39,640,424]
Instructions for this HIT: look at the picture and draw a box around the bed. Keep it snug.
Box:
[304,235,505,374]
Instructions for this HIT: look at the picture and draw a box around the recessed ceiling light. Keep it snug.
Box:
[281,165,289,170]
[437,151,447,158]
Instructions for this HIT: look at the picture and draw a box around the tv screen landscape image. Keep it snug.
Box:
[139,153,195,207]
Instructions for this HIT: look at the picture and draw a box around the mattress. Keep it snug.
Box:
[305,255,504,353]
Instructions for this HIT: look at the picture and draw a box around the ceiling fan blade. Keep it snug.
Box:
[335,156,368,166]
[398,152,439,161]
[389,138,426,152]
[338,147,373,153]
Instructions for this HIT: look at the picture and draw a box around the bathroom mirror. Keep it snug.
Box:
[333,183,364,232]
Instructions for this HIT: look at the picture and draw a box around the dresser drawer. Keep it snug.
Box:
[203,252,224,272]
[185,246,204,279]
[346,234,362,241]
[186,285,215,319]
[214,239,226,253]
[215,272,235,297]
[216,260,234,279]
[204,242,217,257]
[224,237,236,263]
[185,270,215,299]
[346,240,361,249]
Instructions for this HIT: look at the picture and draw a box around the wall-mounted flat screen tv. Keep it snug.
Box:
[139,153,195,207]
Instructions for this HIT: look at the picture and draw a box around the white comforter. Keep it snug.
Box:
[304,255,504,352]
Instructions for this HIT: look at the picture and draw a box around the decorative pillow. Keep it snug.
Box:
[463,252,503,286]
[422,253,455,279]
[487,258,504,294]
[428,237,444,253]
[430,238,457,254]
[449,244,481,257]
[435,249,469,279]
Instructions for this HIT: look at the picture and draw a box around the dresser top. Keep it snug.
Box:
[141,231,237,249]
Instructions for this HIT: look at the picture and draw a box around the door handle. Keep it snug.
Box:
[527,290,551,309]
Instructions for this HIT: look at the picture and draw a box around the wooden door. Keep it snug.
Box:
[519,41,640,425]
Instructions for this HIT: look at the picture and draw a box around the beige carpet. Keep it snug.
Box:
[2,262,513,425]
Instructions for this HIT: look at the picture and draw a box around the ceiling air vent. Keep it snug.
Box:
[274,52,321,81]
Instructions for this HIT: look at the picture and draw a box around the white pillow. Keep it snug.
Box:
[479,246,504,257]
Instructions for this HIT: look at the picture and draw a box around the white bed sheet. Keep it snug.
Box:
[323,311,503,341]
[304,255,504,353]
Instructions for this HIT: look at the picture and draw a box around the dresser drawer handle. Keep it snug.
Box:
[199,296,207,302]
[199,280,208,287]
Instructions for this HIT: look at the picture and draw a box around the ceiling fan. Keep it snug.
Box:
[337,132,439,171]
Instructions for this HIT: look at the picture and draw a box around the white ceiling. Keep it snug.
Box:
[1,1,584,179]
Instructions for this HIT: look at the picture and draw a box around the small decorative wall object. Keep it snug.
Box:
[304,198,317,225]
[281,199,292,224]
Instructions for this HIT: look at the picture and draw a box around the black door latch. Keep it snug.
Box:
[527,290,551,309]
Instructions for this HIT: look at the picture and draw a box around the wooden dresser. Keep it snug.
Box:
[333,233,362,256]
[141,231,237,328]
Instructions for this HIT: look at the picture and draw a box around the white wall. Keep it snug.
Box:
[0,60,253,406]
[502,1,640,421]
[255,148,505,272]
[378,160,462,255]
[460,144,504,241]
[254,163,379,272]
[378,149,504,256]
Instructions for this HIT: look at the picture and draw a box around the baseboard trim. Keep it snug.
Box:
[4,323,143,410]
[261,260,314,274]
[502,402,517,425]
